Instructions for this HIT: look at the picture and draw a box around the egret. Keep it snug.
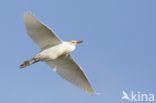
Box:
[20,13,96,95]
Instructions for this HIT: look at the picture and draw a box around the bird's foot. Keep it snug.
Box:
[20,59,33,68]
[20,58,39,68]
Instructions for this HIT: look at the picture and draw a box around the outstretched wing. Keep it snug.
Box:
[46,54,96,95]
[23,13,62,50]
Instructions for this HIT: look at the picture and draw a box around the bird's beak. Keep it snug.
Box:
[76,41,83,44]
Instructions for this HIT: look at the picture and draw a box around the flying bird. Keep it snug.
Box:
[20,13,96,95]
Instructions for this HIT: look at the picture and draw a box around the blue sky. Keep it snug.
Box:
[0,0,155,103]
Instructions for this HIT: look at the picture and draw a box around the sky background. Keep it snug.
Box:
[0,0,155,103]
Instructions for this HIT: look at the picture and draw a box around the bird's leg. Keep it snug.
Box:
[20,58,39,68]
[32,59,39,64]
[20,58,33,68]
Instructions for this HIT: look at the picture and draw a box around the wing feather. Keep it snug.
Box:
[23,13,62,49]
[46,54,96,95]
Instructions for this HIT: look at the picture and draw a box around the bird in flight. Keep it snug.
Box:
[20,13,96,95]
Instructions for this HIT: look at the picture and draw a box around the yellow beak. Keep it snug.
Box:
[76,41,83,44]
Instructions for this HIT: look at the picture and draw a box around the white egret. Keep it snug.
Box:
[20,13,96,95]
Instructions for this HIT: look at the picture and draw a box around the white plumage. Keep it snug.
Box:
[20,13,96,95]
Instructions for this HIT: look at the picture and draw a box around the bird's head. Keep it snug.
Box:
[68,40,83,45]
